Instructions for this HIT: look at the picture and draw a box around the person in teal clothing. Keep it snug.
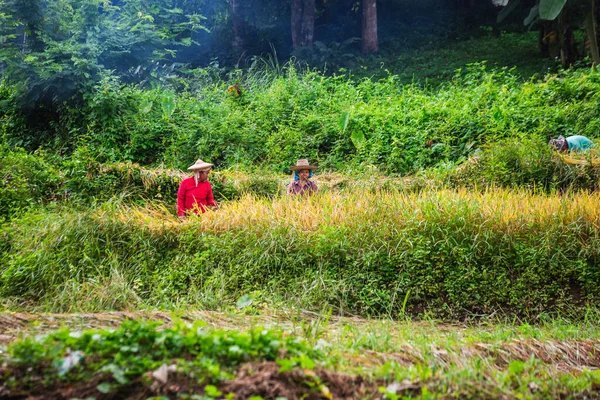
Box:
[549,135,594,152]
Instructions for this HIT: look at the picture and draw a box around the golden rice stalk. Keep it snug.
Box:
[559,150,600,167]
[105,188,600,239]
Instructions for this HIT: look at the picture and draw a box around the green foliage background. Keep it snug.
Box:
[3,0,600,321]
[4,63,600,175]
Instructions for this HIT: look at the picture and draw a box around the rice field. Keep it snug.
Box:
[2,187,599,318]
[112,187,600,234]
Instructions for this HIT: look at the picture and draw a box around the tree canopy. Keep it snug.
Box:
[1,0,598,113]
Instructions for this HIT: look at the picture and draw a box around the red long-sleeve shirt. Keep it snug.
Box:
[177,177,216,216]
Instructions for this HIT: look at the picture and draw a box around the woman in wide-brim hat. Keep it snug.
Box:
[177,159,217,217]
[287,159,318,196]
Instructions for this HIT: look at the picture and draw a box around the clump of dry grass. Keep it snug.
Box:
[559,149,600,167]
[136,165,188,189]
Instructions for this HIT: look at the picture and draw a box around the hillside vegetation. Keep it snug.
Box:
[3,58,600,321]
[3,1,600,397]
[3,317,600,399]
[3,63,600,175]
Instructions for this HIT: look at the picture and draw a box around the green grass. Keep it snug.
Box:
[3,29,600,399]
[364,32,561,84]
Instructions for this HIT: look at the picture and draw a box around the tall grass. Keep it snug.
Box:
[2,188,599,319]
[112,187,600,235]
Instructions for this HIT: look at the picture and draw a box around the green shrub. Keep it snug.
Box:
[4,64,599,176]
[444,137,600,192]
[2,320,321,393]
[0,81,25,145]
[61,148,283,203]
[0,145,64,219]
[62,147,183,203]
[0,143,287,219]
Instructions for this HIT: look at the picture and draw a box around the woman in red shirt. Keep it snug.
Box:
[177,159,217,217]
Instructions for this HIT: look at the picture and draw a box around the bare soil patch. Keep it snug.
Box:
[0,361,383,400]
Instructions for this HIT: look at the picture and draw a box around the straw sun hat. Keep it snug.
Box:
[290,159,317,171]
[188,159,214,171]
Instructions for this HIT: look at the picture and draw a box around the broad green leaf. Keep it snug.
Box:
[161,91,176,120]
[539,0,567,20]
[140,99,153,114]
[236,294,253,309]
[497,0,521,24]
[299,355,315,369]
[97,383,112,393]
[350,130,365,149]
[338,111,350,133]
[101,363,128,384]
[204,385,222,397]
[524,5,539,26]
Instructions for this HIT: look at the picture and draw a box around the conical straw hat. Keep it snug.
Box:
[188,159,214,171]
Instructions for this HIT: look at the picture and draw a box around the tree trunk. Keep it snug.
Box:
[361,0,378,54]
[584,0,600,65]
[291,0,302,47]
[558,6,578,68]
[539,21,551,57]
[291,0,315,48]
[596,0,600,61]
[231,0,244,55]
[15,0,44,52]
[300,0,315,48]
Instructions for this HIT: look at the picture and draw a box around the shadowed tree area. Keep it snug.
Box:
[1,0,598,149]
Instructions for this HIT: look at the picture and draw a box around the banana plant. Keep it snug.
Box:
[497,0,599,65]
[540,0,599,65]
[161,90,176,120]
[583,0,600,64]
[539,0,568,20]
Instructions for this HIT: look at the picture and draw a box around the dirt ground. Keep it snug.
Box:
[1,361,384,400]
[0,311,385,399]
